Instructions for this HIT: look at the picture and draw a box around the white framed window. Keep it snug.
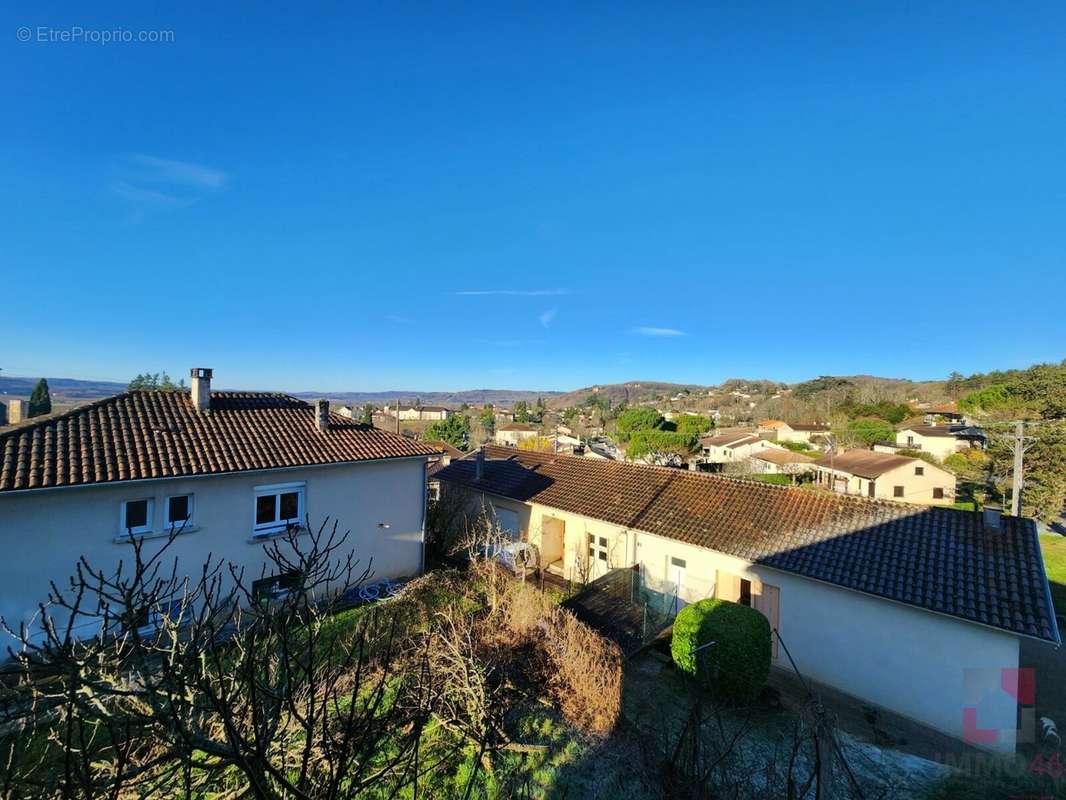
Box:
[166,494,194,530]
[253,482,305,536]
[120,498,154,536]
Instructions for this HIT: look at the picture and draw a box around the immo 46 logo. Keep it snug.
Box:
[963,667,1036,747]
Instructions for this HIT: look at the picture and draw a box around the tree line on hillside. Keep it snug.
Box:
[952,360,1066,523]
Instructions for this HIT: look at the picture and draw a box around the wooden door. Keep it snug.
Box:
[753,583,780,661]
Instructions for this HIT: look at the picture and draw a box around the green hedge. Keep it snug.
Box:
[670,598,771,703]
[626,430,698,459]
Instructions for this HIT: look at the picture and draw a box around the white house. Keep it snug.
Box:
[774,422,831,446]
[0,368,437,642]
[383,404,451,421]
[813,450,956,505]
[880,425,986,461]
[494,423,538,447]
[698,431,777,467]
[436,446,1059,754]
[750,448,816,476]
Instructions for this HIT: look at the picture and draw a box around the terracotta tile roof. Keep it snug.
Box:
[0,391,437,493]
[753,448,816,465]
[787,423,831,432]
[499,423,536,432]
[425,439,464,460]
[758,419,787,429]
[435,445,1058,643]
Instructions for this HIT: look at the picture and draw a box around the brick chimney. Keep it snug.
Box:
[315,399,330,432]
[190,368,213,413]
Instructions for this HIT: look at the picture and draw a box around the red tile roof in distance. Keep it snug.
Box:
[435,445,1059,643]
[0,391,437,492]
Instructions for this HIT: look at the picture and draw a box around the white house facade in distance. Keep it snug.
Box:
[813,450,956,505]
[494,423,538,446]
[879,425,986,461]
[384,404,451,421]
[435,446,1060,754]
[0,368,437,643]
[750,448,816,475]
[698,431,777,467]
[774,422,831,446]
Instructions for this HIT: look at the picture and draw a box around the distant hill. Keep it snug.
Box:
[0,376,560,409]
[290,389,563,407]
[0,376,127,403]
[547,381,712,409]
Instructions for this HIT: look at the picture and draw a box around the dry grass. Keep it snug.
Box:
[539,605,623,737]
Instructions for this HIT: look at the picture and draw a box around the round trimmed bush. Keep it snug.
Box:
[670,598,771,704]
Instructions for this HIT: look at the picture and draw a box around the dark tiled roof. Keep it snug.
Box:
[0,391,437,492]
[436,445,1058,643]
[900,425,957,438]
[812,450,924,479]
[499,423,536,432]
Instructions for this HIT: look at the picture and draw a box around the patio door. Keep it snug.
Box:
[669,556,687,614]
[716,569,780,661]
[586,534,609,579]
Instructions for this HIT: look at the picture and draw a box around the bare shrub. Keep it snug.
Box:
[487,576,551,647]
[539,605,623,737]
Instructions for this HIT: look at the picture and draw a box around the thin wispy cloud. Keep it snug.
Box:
[131,154,228,190]
[633,326,687,337]
[113,154,228,217]
[539,308,557,328]
[112,182,194,210]
[454,289,568,297]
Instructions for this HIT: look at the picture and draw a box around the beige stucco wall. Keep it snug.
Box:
[896,429,961,461]
[494,429,537,446]
[752,457,814,475]
[777,425,827,445]
[0,457,428,640]
[394,408,449,421]
[703,438,776,464]
[460,487,1023,752]
[816,460,956,504]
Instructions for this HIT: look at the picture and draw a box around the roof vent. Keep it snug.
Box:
[983,504,1002,531]
[190,368,213,413]
[315,399,330,432]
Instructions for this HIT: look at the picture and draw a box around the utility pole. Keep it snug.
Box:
[1011,421,1025,517]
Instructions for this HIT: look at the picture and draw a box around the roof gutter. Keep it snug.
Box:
[0,453,434,499]
[442,476,1061,647]
[1031,519,1063,647]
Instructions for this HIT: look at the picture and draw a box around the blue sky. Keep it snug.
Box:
[2,2,1064,392]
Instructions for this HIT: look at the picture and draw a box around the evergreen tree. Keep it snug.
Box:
[360,403,374,424]
[28,378,52,418]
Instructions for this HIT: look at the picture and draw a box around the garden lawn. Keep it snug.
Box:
[1040,534,1066,616]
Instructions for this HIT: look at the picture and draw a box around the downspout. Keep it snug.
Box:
[419,459,428,575]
